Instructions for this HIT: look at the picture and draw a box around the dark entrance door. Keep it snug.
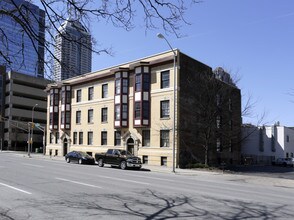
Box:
[127,138,134,155]
[63,138,68,156]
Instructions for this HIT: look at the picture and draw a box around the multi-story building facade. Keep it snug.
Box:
[0,66,51,151]
[242,123,294,164]
[0,0,45,78]
[54,19,92,81]
[46,50,241,167]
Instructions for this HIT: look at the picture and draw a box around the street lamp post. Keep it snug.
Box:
[157,33,177,173]
[29,104,38,157]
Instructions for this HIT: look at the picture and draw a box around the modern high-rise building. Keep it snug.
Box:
[54,19,92,81]
[0,0,45,78]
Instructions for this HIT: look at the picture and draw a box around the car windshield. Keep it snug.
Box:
[119,150,133,156]
[78,152,90,157]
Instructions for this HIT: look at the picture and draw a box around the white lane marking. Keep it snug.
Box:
[100,175,150,185]
[0,182,32,195]
[22,163,44,168]
[55,177,102,189]
[124,174,175,182]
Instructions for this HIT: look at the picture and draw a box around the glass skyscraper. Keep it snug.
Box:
[54,19,92,81]
[0,0,45,78]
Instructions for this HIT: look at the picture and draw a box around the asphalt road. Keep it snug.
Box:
[0,153,294,220]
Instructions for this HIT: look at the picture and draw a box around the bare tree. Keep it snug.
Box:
[0,0,199,79]
[178,63,269,168]
[178,62,243,167]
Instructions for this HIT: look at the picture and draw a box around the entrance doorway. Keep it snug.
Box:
[63,138,68,156]
[127,138,134,155]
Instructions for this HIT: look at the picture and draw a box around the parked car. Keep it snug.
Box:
[95,149,142,170]
[65,151,95,165]
[272,158,294,167]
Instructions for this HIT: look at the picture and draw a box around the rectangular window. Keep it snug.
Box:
[161,157,167,166]
[49,132,53,144]
[102,84,108,98]
[142,130,150,147]
[76,89,81,102]
[79,132,83,145]
[76,111,81,124]
[60,112,65,125]
[101,131,107,145]
[135,102,141,119]
[73,132,77,144]
[122,79,128,94]
[160,130,170,147]
[143,155,148,164]
[50,94,54,106]
[160,100,170,118]
[66,91,71,104]
[65,112,70,124]
[161,70,170,89]
[115,79,121,95]
[216,94,221,107]
[88,131,93,145]
[114,131,121,146]
[143,74,150,91]
[53,112,58,126]
[143,101,149,119]
[115,105,120,120]
[216,138,222,152]
[122,104,128,120]
[101,107,108,122]
[88,109,93,123]
[287,135,290,142]
[54,94,59,105]
[61,90,65,104]
[216,115,221,129]
[88,87,94,100]
[55,132,59,144]
[49,113,53,125]
[135,74,141,91]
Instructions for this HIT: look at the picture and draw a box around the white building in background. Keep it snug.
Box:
[242,123,294,164]
[54,19,92,81]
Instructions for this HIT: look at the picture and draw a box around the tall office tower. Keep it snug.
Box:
[0,0,45,78]
[54,19,92,81]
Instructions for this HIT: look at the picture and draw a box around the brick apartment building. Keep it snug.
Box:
[46,50,241,167]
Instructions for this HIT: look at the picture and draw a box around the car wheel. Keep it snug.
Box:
[98,159,104,167]
[78,159,83,164]
[66,158,70,163]
[120,161,127,170]
[283,162,287,167]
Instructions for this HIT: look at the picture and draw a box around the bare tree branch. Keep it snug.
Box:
[0,0,199,80]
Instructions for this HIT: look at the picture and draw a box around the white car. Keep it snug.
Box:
[273,158,294,167]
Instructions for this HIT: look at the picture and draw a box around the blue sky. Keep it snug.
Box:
[88,0,294,126]
[38,0,294,126]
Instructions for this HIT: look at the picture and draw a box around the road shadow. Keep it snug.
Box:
[99,165,151,172]
[10,189,293,219]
